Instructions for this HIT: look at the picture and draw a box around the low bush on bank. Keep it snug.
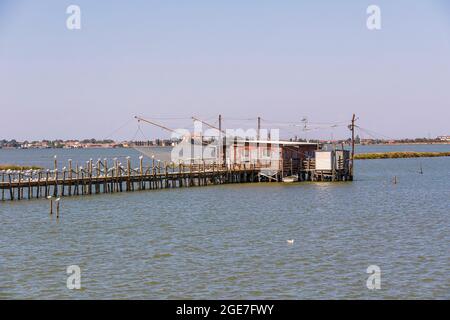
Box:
[0,164,43,171]
[355,152,450,159]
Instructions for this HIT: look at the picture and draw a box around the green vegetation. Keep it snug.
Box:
[355,152,450,160]
[0,164,43,171]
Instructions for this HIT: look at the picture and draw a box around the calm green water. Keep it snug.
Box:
[0,145,449,299]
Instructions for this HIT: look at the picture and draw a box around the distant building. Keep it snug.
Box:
[437,135,450,142]
[64,140,82,148]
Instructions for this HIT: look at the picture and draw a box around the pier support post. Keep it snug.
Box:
[68,159,73,196]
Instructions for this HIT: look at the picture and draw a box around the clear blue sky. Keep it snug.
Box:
[1,0,449,141]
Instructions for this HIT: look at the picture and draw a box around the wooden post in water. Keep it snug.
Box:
[62,167,66,196]
[151,156,155,190]
[113,158,117,192]
[139,155,144,190]
[203,160,206,186]
[1,171,4,201]
[8,173,13,200]
[96,159,100,194]
[75,165,79,196]
[350,113,356,180]
[45,170,49,198]
[104,158,108,193]
[88,159,93,194]
[126,157,131,191]
[48,196,53,214]
[189,162,193,187]
[117,162,122,192]
[37,171,41,198]
[53,169,58,197]
[55,198,60,218]
[81,166,85,195]
[68,159,73,196]
[17,171,21,200]
[28,174,32,199]
[178,161,183,187]
[165,162,169,188]
[158,160,162,189]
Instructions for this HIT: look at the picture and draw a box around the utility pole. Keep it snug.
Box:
[218,114,222,165]
[257,117,261,141]
[350,114,356,180]
[257,116,261,166]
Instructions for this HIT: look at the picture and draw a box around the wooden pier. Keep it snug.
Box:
[0,155,351,201]
[0,158,260,201]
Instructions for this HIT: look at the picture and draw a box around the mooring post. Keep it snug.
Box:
[55,197,61,218]
[8,173,13,200]
[113,158,117,192]
[96,159,100,194]
[104,158,108,193]
[47,196,53,214]
[126,156,131,191]
[28,174,32,199]
[88,160,93,194]
[37,171,41,198]
[178,160,182,187]
[150,156,154,189]
[165,162,169,188]
[350,113,356,181]
[118,162,123,192]
[139,155,144,190]
[203,160,206,185]
[74,165,79,195]
[1,171,5,201]
[54,169,59,197]
[45,170,49,197]
[62,167,66,196]
[157,160,161,188]
[68,159,72,196]
[17,171,21,200]
[80,166,85,194]
[53,156,57,196]
[189,162,193,186]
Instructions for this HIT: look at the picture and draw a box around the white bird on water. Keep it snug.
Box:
[287,239,294,245]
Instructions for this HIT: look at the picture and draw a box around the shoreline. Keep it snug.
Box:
[355,151,450,160]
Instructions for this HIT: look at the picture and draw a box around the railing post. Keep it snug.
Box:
[139,155,144,190]
[68,159,72,196]
[126,156,131,191]
[104,158,108,193]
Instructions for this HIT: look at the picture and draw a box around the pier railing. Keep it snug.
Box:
[0,159,260,201]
